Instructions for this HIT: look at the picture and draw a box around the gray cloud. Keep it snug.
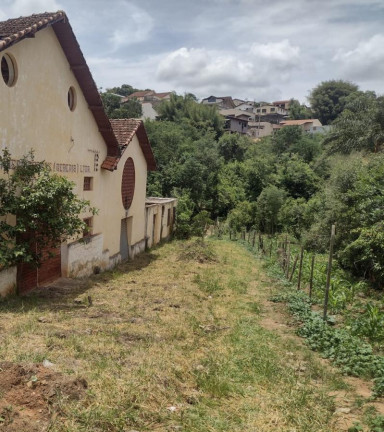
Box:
[333,34,384,82]
[1,0,384,101]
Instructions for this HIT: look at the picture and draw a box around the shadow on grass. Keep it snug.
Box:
[0,247,161,315]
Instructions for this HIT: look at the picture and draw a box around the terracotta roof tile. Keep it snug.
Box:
[0,11,120,160]
[154,92,171,98]
[109,119,156,171]
[0,11,65,49]
[100,156,120,171]
[280,119,318,126]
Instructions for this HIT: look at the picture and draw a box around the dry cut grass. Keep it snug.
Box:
[0,238,356,431]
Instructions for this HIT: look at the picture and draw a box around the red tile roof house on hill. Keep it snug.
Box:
[0,11,176,296]
[275,119,323,133]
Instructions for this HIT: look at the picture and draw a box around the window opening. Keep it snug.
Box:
[1,54,17,86]
[68,86,77,111]
[83,177,93,191]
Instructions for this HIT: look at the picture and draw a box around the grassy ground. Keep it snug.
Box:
[0,238,375,431]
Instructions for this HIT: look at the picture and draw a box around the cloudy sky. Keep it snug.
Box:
[1,0,384,102]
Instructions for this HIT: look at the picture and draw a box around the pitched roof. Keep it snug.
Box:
[154,92,171,98]
[100,119,156,171]
[0,11,121,163]
[280,119,319,126]
[219,109,252,119]
[126,90,154,99]
[273,100,291,105]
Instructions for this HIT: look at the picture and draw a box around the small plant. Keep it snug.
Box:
[348,422,364,432]
[272,290,384,398]
[178,239,217,263]
[350,303,384,342]
[193,270,222,295]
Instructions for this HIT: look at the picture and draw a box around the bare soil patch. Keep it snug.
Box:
[0,362,87,432]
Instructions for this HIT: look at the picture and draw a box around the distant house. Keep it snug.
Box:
[277,119,323,133]
[273,100,292,110]
[233,98,246,107]
[247,121,274,138]
[220,109,251,134]
[122,90,155,102]
[254,104,288,124]
[201,95,236,109]
[153,92,172,101]
[236,102,255,113]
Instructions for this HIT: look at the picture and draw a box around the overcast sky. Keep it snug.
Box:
[1,0,384,103]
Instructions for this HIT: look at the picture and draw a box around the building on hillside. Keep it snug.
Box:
[219,109,252,134]
[275,119,323,133]
[122,90,155,102]
[233,98,246,107]
[247,121,274,138]
[273,100,292,110]
[254,104,288,123]
[201,95,236,109]
[0,11,176,296]
[235,102,255,112]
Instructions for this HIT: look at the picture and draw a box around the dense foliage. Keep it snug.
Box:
[100,84,143,119]
[0,150,92,268]
[308,79,359,125]
[142,81,384,289]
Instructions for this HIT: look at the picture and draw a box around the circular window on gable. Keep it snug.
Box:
[1,53,17,87]
[67,86,77,111]
[121,157,135,210]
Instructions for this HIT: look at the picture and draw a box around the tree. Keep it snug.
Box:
[227,201,255,232]
[272,126,303,154]
[105,84,140,97]
[256,186,286,234]
[157,93,224,137]
[100,92,142,119]
[324,91,384,154]
[0,150,94,268]
[288,99,312,120]
[110,99,142,119]
[308,80,359,125]
[277,155,320,200]
[217,133,249,162]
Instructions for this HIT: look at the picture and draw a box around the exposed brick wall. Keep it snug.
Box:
[17,240,61,294]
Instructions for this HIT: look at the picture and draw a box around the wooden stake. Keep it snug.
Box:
[297,247,304,290]
[289,255,298,282]
[323,225,336,321]
[309,254,315,300]
[285,241,291,278]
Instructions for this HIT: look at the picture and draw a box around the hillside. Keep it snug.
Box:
[0,238,383,431]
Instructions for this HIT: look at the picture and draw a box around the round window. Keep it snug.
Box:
[121,158,135,210]
[1,53,17,87]
[67,86,77,111]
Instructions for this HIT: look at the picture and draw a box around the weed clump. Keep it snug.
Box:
[272,291,384,398]
[178,239,218,263]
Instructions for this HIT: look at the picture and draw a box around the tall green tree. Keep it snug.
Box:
[105,84,140,97]
[101,90,142,119]
[325,91,384,154]
[288,99,312,120]
[308,80,359,125]
[157,93,224,137]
